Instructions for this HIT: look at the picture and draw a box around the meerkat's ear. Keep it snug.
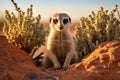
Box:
[69,17,71,23]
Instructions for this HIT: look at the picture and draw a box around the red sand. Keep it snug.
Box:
[0,35,120,80]
[0,36,40,80]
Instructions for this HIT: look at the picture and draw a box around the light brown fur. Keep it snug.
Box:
[42,13,78,69]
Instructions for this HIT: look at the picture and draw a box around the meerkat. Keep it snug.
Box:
[42,13,79,69]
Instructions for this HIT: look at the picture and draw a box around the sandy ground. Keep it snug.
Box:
[0,35,120,80]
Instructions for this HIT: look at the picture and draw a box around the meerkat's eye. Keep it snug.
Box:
[53,19,58,24]
[63,19,68,24]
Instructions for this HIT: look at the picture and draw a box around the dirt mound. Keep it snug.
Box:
[0,35,120,80]
[56,41,120,80]
[0,36,41,80]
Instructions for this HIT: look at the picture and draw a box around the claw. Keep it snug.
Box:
[62,64,69,69]
[53,64,61,69]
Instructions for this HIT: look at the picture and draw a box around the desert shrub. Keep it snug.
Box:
[76,5,120,58]
[3,0,46,53]
[0,20,4,31]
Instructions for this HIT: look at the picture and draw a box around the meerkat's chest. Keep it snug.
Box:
[50,32,72,55]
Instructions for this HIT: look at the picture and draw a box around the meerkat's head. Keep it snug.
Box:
[49,13,71,32]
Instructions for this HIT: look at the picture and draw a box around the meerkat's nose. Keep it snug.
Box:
[60,26,63,30]
[59,21,63,30]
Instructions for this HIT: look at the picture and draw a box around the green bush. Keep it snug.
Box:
[3,0,46,53]
[75,5,120,58]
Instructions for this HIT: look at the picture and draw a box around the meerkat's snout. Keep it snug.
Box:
[50,13,71,31]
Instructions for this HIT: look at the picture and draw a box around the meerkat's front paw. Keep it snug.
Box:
[53,64,61,69]
[62,64,69,69]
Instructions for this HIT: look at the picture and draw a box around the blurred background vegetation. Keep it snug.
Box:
[0,19,4,31]
[75,5,120,59]
[2,0,46,53]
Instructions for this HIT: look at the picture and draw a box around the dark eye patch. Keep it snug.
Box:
[63,19,68,24]
[53,19,58,24]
